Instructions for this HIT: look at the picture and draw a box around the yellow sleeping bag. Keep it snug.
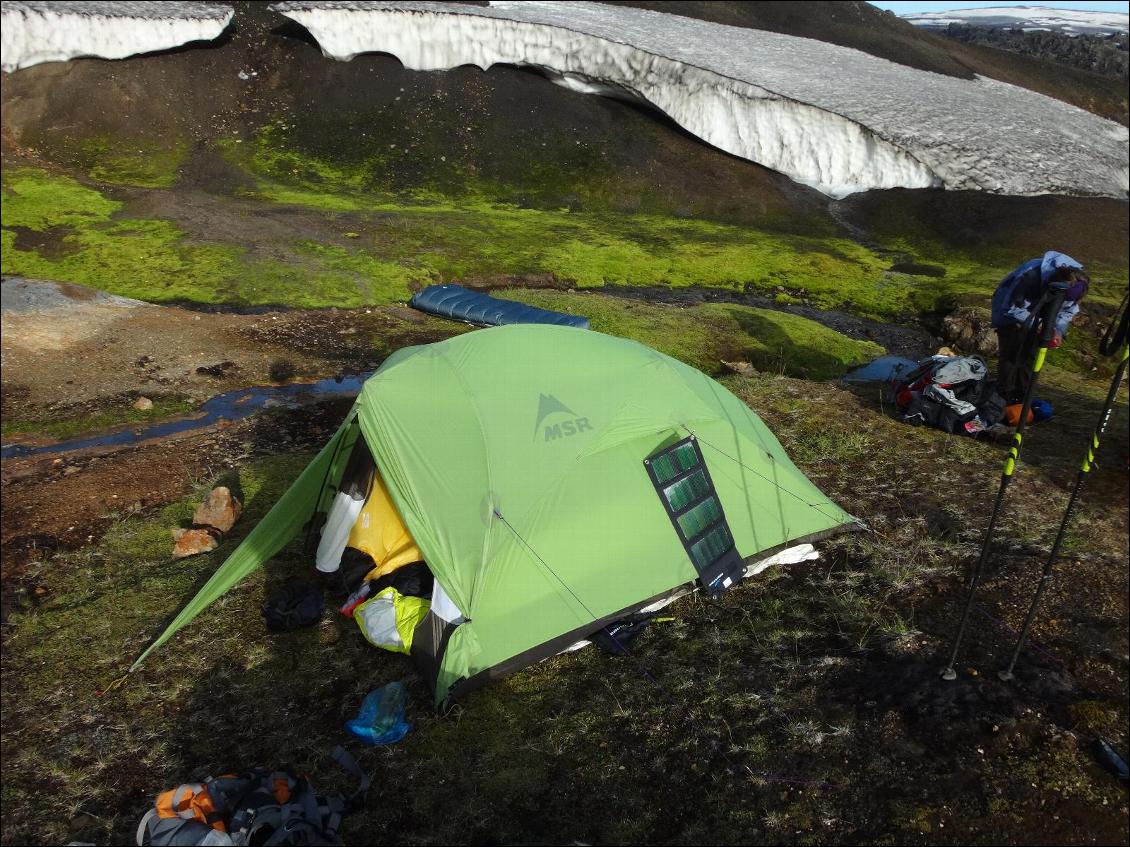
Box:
[347,470,422,581]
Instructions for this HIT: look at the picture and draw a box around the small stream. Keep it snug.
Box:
[0,373,371,460]
[598,284,938,359]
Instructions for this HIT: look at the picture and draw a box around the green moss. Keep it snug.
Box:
[510,289,722,372]
[80,135,189,189]
[2,165,902,315]
[294,240,417,303]
[1010,736,1115,804]
[238,113,619,213]
[0,168,415,308]
[0,397,198,441]
[225,122,914,317]
[1066,700,1121,735]
[890,801,935,834]
[6,141,1123,353]
[237,178,903,314]
[0,167,121,229]
[506,290,883,379]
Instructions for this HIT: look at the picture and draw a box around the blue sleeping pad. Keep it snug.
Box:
[409,284,590,329]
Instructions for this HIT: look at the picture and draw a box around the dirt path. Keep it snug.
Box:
[0,276,451,424]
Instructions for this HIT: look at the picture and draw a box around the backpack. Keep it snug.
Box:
[891,355,1005,435]
[137,748,368,847]
[262,582,325,633]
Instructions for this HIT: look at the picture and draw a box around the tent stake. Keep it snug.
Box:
[941,283,1068,681]
[1000,296,1128,682]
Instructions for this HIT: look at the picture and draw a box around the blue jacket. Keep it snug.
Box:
[991,251,1083,335]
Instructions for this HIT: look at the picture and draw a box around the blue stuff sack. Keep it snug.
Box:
[345,681,412,745]
[1031,398,1054,422]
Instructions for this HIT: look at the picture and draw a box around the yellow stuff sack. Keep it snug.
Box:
[346,471,422,580]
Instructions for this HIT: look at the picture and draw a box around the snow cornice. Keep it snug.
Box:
[1,1,234,73]
[271,1,1129,199]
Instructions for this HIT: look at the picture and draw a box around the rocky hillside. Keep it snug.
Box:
[929,25,1129,81]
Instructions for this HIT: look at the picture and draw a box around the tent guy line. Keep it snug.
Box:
[491,506,841,792]
[685,426,866,532]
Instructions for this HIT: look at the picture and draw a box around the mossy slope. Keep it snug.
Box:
[0,162,964,323]
[1,168,413,308]
[507,289,883,379]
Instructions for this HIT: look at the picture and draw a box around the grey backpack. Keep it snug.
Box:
[137,748,368,846]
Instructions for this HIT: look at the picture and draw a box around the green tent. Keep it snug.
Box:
[136,325,857,706]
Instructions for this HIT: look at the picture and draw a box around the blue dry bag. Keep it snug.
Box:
[345,681,412,745]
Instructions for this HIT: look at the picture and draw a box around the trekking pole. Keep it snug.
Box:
[999,292,1129,682]
[941,282,1068,681]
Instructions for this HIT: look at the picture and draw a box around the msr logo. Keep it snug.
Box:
[535,393,592,442]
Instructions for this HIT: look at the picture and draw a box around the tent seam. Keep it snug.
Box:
[435,344,497,614]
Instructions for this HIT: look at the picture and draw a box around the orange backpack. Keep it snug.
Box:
[1003,403,1035,427]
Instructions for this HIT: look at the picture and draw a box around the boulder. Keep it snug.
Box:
[172,527,219,558]
[193,486,243,532]
[942,308,998,357]
[721,360,759,377]
[132,396,154,411]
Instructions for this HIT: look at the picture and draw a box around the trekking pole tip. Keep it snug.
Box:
[997,669,1015,683]
[940,666,957,681]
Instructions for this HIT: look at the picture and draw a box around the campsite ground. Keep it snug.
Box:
[2,316,1127,844]
[2,2,1129,843]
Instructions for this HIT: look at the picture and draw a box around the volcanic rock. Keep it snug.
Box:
[192,485,242,532]
[172,527,220,558]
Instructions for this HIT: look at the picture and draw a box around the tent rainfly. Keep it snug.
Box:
[134,325,858,707]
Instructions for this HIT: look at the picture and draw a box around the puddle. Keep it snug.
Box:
[842,355,919,383]
[0,372,370,460]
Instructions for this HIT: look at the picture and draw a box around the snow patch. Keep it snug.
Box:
[271,1,1128,199]
[1,1,234,73]
[902,6,1129,36]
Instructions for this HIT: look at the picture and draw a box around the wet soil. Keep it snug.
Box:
[6,224,79,259]
[0,398,352,605]
[123,187,366,265]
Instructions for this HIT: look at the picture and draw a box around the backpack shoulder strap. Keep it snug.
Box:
[332,745,371,806]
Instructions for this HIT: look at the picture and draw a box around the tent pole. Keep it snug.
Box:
[303,417,352,553]
[941,283,1068,681]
